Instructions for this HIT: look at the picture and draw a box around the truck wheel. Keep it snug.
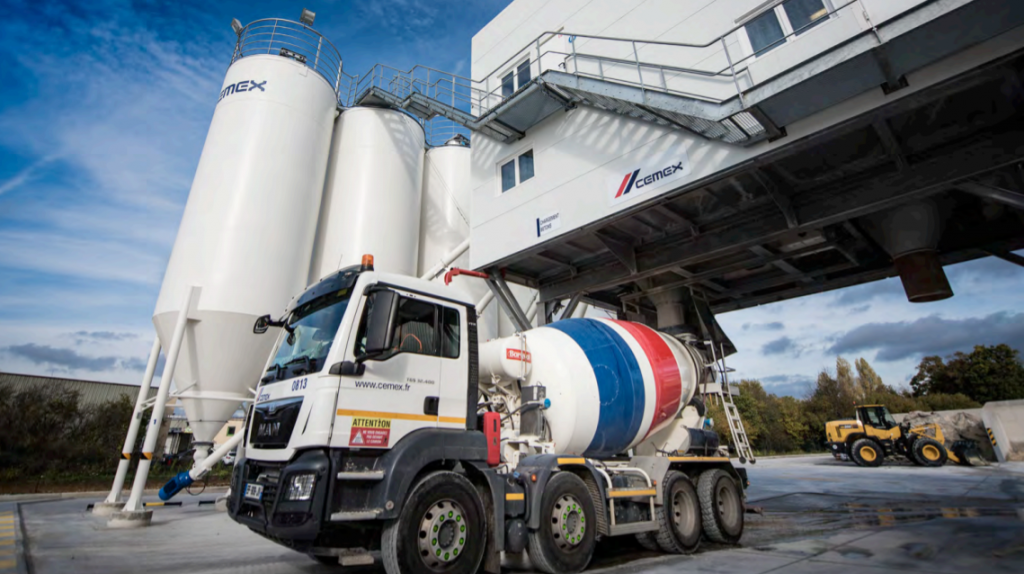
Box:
[634,531,660,551]
[697,469,743,544]
[527,472,596,574]
[381,471,485,574]
[850,439,884,468]
[654,471,701,554]
[912,437,947,467]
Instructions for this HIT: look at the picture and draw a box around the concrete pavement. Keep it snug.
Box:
[11,455,1024,573]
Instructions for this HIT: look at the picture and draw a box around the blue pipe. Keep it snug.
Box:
[159,471,195,501]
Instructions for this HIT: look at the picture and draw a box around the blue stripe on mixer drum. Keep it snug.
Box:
[547,318,646,457]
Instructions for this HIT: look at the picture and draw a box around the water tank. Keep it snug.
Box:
[480,318,701,457]
[153,53,338,446]
[310,107,425,281]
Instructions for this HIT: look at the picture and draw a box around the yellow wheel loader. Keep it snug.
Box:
[825,405,981,467]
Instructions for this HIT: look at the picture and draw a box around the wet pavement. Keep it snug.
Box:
[6,454,1024,573]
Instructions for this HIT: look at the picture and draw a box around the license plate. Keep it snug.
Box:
[244,483,263,501]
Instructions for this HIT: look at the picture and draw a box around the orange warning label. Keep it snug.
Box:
[350,417,391,447]
[506,348,532,362]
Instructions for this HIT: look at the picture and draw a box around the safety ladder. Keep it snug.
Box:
[706,341,756,464]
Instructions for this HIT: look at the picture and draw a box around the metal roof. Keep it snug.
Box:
[0,372,155,407]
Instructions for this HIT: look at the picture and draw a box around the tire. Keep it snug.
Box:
[850,439,884,468]
[381,471,486,574]
[697,469,743,544]
[653,471,701,554]
[527,472,597,574]
[912,437,947,467]
[635,532,660,552]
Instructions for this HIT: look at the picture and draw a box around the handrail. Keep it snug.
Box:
[332,0,941,145]
[232,18,344,96]
[472,0,864,85]
[342,0,880,119]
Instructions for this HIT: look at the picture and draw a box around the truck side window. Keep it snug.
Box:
[392,297,438,356]
[441,307,460,359]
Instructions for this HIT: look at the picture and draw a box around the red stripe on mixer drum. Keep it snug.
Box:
[609,320,682,436]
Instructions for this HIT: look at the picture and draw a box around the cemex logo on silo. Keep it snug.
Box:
[218,80,267,103]
[607,154,691,206]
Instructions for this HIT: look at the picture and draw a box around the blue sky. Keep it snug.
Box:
[0,0,1022,397]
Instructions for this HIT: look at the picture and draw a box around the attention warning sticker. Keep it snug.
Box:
[349,417,391,447]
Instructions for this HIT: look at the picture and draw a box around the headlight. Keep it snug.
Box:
[284,473,316,501]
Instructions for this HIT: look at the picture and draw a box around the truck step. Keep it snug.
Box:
[336,470,385,481]
[606,520,659,536]
[607,488,656,499]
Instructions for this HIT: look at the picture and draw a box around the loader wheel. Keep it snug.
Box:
[381,471,485,574]
[912,438,947,467]
[652,471,702,553]
[527,472,596,574]
[697,469,743,544]
[850,439,883,468]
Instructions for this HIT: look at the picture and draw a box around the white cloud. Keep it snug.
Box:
[719,254,1024,392]
[0,155,58,196]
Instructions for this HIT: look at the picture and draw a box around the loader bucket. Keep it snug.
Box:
[951,440,989,467]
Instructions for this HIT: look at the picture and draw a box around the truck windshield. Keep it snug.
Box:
[266,289,351,381]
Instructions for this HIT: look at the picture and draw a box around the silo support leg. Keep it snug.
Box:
[109,287,200,528]
[486,271,531,332]
[91,338,163,516]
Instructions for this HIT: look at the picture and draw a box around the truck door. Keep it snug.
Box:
[437,305,469,431]
[332,289,443,449]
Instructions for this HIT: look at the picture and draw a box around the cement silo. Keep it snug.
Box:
[309,107,425,281]
[104,17,342,524]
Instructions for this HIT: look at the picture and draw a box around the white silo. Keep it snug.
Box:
[310,107,425,281]
[418,139,498,339]
[154,52,337,449]
[106,17,342,523]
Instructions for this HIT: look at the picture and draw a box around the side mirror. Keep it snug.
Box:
[361,289,398,360]
[253,314,272,334]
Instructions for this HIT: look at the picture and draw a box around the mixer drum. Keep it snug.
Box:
[481,318,700,458]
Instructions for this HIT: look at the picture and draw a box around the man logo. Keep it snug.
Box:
[257,421,281,438]
[608,155,690,206]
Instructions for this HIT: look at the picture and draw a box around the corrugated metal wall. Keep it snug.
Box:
[0,372,156,406]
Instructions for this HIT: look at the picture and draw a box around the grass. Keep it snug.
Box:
[0,464,234,495]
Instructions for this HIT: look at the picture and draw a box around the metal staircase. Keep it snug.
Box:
[341,28,786,147]
[706,341,756,464]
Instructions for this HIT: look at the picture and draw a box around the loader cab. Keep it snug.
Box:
[856,405,898,431]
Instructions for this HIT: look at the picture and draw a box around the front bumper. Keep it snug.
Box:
[227,449,330,545]
[827,441,849,459]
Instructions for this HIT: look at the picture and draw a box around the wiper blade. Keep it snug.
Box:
[283,356,317,377]
[261,363,283,383]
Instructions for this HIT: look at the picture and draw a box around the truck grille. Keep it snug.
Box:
[250,397,303,449]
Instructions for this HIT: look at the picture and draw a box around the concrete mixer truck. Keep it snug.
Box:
[213,257,747,574]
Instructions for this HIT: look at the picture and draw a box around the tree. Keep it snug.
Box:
[854,358,886,401]
[909,344,1024,403]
